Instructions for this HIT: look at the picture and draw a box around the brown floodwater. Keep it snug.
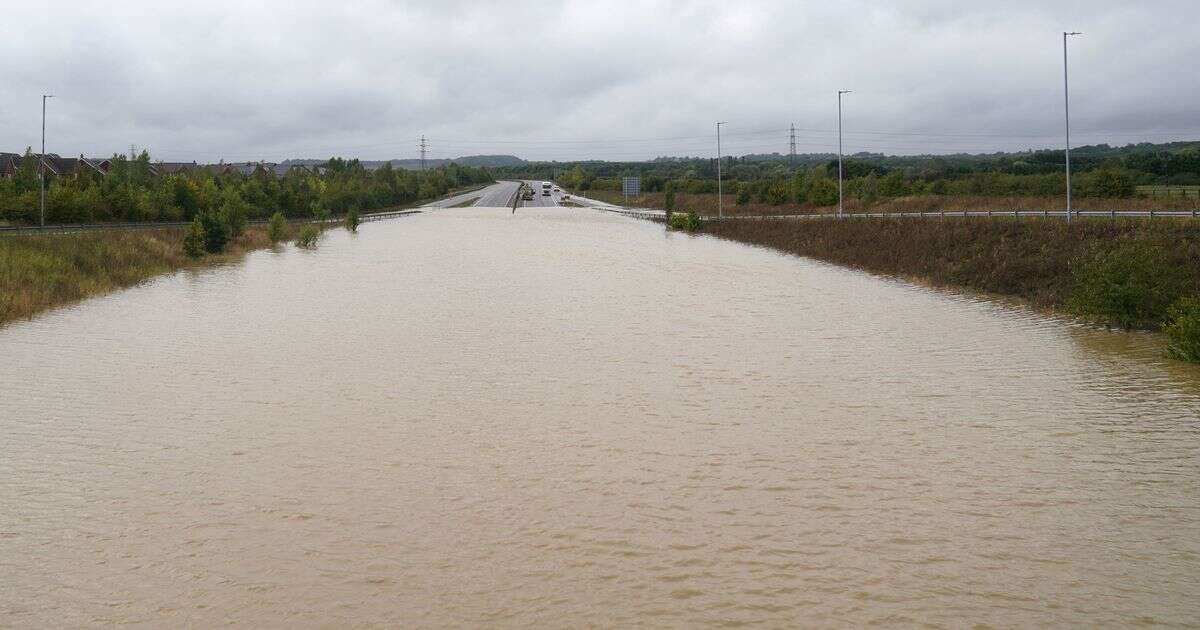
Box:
[2,207,1199,627]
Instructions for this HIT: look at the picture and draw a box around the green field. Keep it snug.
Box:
[1137,185,1200,199]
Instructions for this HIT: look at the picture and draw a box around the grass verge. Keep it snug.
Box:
[0,222,325,326]
[588,190,1199,217]
[701,217,1200,325]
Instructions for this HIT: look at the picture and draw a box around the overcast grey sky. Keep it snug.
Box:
[2,0,1197,162]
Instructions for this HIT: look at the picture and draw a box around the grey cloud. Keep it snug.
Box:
[1,0,1197,162]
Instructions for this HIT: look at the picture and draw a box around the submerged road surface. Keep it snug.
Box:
[2,206,1199,627]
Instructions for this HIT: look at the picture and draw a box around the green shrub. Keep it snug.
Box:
[1164,297,1200,363]
[1068,242,1188,329]
[182,216,206,258]
[668,211,702,232]
[267,211,287,243]
[345,208,359,232]
[310,200,331,221]
[1083,166,1136,199]
[735,183,751,206]
[806,177,839,206]
[197,210,230,254]
[296,224,321,248]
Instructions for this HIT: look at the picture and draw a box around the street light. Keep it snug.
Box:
[716,121,726,219]
[837,90,851,219]
[40,94,55,227]
[1063,31,1082,224]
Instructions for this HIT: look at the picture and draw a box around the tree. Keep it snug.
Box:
[182,216,206,258]
[267,211,287,243]
[1084,166,1135,198]
[561,166,586,190]
[130,150,153,187]
[879,171,909,197]
[806,177,839,206]
[198,210,230,253]
[345,208,359,232]
[217,187,249,237]
[763,181,789,205]
[735,182,751,205]
[790,171,808,203]
[664,181,676,211]
[859,173,879,204]
[310,198,330,221]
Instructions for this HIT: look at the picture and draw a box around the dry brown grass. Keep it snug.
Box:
[0,223,316,326]
[585,191,819,216]
[867,195,1198,213]
[585,190,1199,217]
[702,217,1200,313]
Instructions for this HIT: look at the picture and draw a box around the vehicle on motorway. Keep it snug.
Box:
[553,187,561,193]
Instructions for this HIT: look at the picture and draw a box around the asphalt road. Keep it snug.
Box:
[421,180,528,208]
[517,180,568,208]
[422,178,604,208]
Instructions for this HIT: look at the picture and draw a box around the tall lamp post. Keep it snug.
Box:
[837,90,851,219]
[40,94,55,227]
[716,121,726,219]
[1063,31,1081,224]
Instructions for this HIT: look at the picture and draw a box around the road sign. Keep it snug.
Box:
[622,176,641,197]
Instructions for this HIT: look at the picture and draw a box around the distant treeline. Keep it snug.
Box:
[0,151,493,225]
[496,141,1200,203]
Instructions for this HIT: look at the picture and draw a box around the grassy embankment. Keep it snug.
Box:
[0,223,326,326]
[699,217,1200,326]
[587,190,1199,217]
[1138,185,1200,200]
[0,184,495,326]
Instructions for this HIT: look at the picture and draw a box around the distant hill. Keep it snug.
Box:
[281,155,525,169]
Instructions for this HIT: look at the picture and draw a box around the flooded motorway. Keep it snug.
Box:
[2,207,1198,627]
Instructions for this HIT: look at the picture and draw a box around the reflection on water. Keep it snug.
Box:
[2,207,1198,627]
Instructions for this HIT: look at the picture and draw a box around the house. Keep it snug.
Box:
[0,152,20,177]
[0,153,94,179]
[274,163,314,178]
[153,161,198,176]
[201,161,277,177]
[239,161,277,177]
[44,156,80,177]
[80,156,113,175]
